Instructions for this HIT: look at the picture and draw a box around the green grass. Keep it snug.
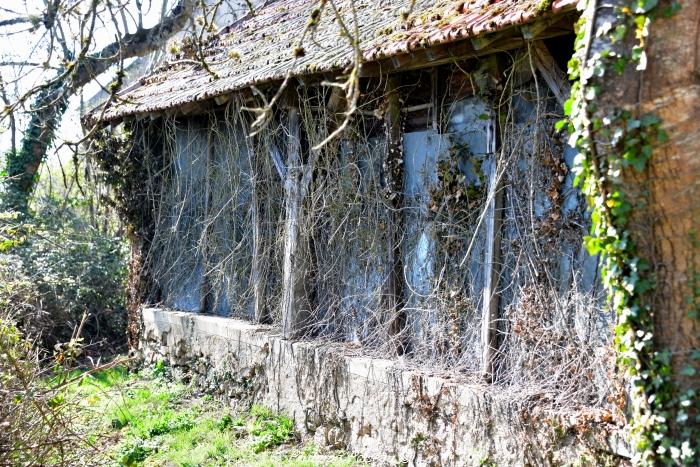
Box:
[69,363,365,466]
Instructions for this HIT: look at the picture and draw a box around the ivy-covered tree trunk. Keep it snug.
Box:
[1,0,193,214]
[2,81,68,213]
[576,0,700,461]
[639,0,700,389]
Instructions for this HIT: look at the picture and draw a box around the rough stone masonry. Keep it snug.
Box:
[140,307,630,466]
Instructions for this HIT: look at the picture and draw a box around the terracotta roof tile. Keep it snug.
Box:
[96,0,575,122]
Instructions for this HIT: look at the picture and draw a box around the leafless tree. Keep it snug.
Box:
[0,0,197,213]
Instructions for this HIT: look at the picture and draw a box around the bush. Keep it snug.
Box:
[0,202,128,352]
[0,206,128,463]
[0,313,92,464]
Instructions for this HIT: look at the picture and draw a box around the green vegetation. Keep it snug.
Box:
[1,202,126,464]
[561,0,696,464]
[71,364,365,466]
[0,205,128,350]
[0,311,105,465]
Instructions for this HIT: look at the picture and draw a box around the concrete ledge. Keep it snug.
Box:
[140,307,629,466]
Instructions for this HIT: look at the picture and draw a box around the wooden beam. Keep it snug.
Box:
[179,99,212,116]
[213,94,226,106]
[480,118,503,382]
[530,40,571,108]
[268,143,286,180]
[281,107,311,339]
[471,31,506,51]
[383,75,407,354]
[250,139,268,323]
[360,35,524,78]
[327,86,345,114]
[200,119,215,313]
[431,68,439,131]
[360,18,575,79]
[521,17,558,40]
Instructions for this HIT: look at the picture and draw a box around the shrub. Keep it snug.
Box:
[0,312,97,464]
[0,201,128,351]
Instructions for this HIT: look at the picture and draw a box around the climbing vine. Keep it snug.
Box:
[1,81,69,214]
[562,0,696,464]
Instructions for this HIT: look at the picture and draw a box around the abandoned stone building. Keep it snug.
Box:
[90,0,631,464]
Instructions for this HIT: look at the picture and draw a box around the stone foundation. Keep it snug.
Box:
[140,307,630,466]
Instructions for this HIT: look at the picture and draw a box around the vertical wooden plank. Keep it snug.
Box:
[431,68,439,132]
[480,119,503,381]
[383,75,406,353]
[249,145,267,323]
[281,107,310,339]
[200,117,214,313]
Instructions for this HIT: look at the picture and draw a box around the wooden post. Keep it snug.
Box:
[480,119,503,381]
[383,75,406,353]
[281,107,311,339]
[430,68,439,131]
[200,118,214,313]
[249,141,268,323]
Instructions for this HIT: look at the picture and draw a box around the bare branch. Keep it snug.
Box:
[73,0,194,87]
[0,17,33,28]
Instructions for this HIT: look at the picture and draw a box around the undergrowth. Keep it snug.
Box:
[71,363,364,466]
[0,202,128,352]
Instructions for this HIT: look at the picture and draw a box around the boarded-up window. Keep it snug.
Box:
[153,118,209,312]
[401,96,493,362]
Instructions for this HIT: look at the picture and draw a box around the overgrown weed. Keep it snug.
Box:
[69,363,364,466]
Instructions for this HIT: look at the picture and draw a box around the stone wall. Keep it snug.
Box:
[140,307,630,466]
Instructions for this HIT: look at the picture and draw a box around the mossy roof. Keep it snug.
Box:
[93,0,576,122]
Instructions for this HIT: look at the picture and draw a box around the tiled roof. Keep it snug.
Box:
[95,0,576,122]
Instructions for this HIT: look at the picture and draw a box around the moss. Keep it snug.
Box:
[411,432,428,448]
[535,0,552,14]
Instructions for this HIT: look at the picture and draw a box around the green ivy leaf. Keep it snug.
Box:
[555,118,569,132]
[636,0,658,13]
[612,24,628,42]
[563,97,574,116]
[640,114,661,126]
[614,58,627,75]
[662,1,682,17]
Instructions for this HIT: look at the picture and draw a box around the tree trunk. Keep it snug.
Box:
[2,81,68,212]
[638,0,700,393]
[588,0,700,440]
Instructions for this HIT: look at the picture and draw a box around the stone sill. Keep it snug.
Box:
[140,307,630,466]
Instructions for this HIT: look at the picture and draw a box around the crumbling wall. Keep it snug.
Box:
[141,307,629,466]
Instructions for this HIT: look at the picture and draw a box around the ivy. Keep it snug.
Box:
[561,0,697,464]
[2,79,69,214]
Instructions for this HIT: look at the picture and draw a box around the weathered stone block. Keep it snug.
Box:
[140,307,628,466]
